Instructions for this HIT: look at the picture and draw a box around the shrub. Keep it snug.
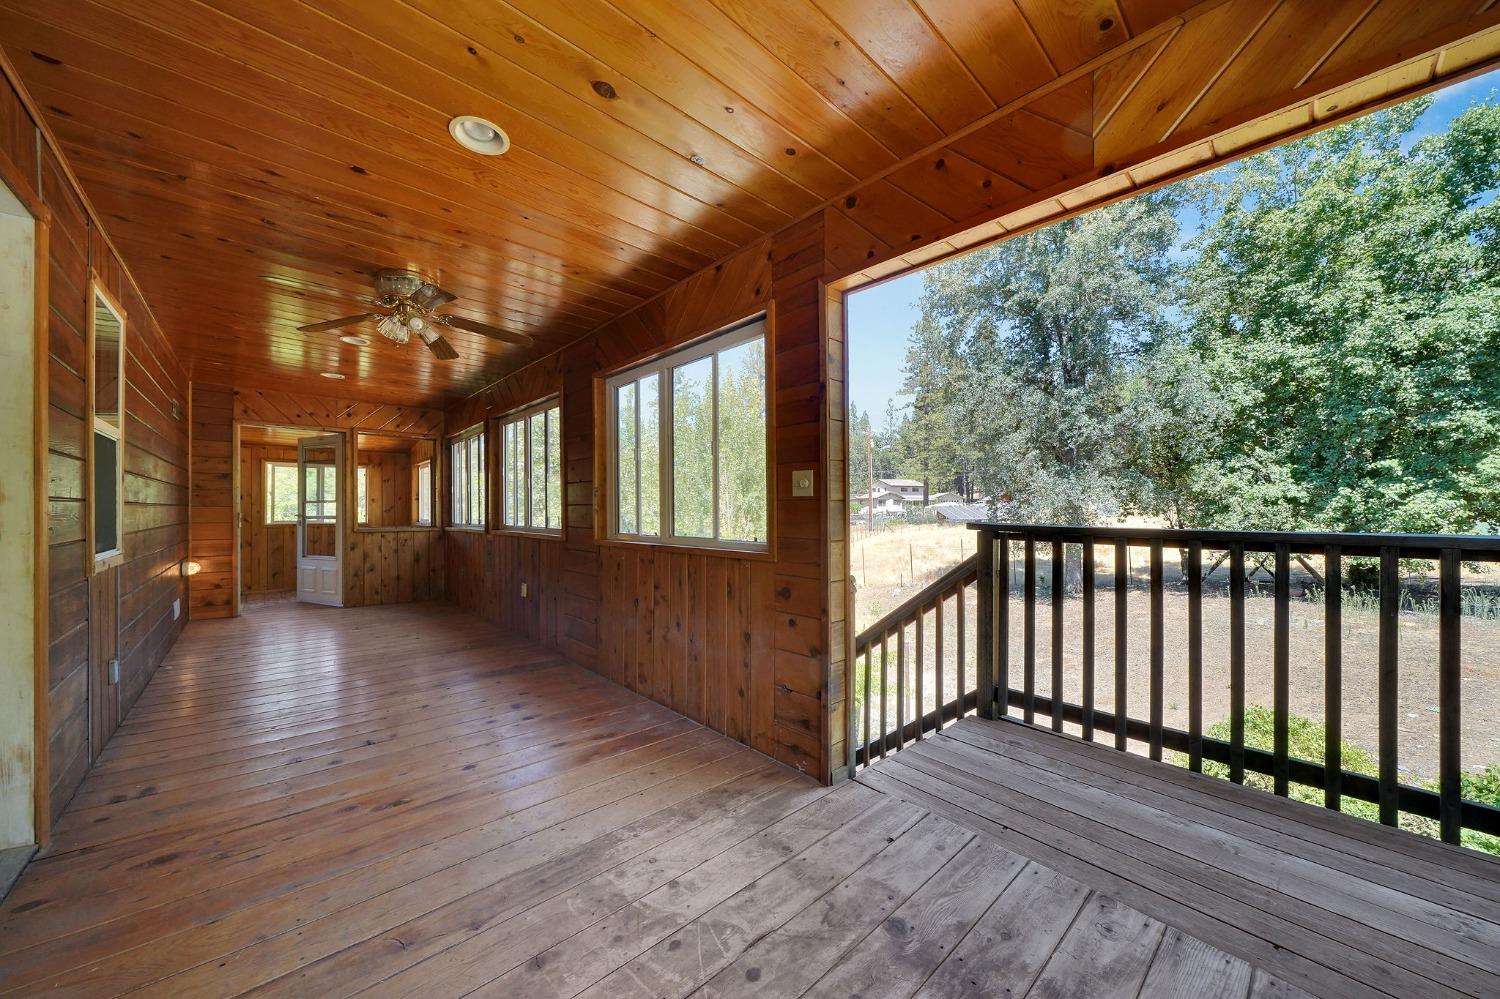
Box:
[1173,706,1500,855]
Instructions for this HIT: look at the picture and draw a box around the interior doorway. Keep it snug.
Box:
[237,424,344,611]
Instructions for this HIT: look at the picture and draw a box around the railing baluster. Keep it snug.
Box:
[914,606,925,742]
[1149,539,1164,762]
[1052,537,1065,733]
[1273,544,1291,797]
[1439,548,1462,844]
[896,624,907,751]
[1378,547,1399,826]
[1230,544,1246,784]
[1024,537,1037,725]
[879,633,890,760]
[957,579,967,721]
[1114,538,1128,752]
[862,646,872,768]
[1324,545,1342,810]
[935,594,946,731]
[976,532,995,720]
[1082,539,1095,742]
[1188,542,1202,772]
[998,537,1010,718]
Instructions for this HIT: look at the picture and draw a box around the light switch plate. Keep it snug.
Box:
[172,598,180,620]
[521,581,528,598]
[792,469,815,497]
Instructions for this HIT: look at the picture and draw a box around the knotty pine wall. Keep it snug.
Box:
[189,386,445,616]
[2,69,190,831]
[446,224,844,779]
[238,443,298,594]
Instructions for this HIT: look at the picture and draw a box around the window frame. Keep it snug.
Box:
[356,465,369,525]
[265,460,299,525]
[495,396,564,538]
[87,277,127,573]
[447,423,487,531]
[603,314,771,555]
[415,459,433,526]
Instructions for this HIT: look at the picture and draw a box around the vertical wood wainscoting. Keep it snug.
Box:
[447,222,842,779]
[238,442,298,595]
[2,67,189,831]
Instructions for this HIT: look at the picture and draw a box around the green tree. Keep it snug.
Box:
[910,191,1181,524]
[1179,98,1500,533]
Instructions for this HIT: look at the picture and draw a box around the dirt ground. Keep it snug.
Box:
[851,524,1500,781]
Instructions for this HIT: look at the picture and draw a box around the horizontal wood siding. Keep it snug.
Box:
[1,69,189,829]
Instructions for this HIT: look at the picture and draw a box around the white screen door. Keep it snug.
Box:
[296,433,343,606]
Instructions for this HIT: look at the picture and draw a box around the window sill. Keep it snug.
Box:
[354,525,440,534]
[446,525,487,533]
[597,536,774,561]
[490,527,565,541]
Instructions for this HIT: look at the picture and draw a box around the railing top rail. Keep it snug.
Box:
[966,521,1500,557]
[855,552,979,652]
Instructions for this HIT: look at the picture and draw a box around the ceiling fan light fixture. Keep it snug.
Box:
[449,115,510,155]
[339,334,370,346]
[406,315,426,332]
[376,313,410,345]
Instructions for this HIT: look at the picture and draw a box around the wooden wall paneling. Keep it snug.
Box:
[3,49,189,835]
[188,384,234,619]
[238,442,298,594]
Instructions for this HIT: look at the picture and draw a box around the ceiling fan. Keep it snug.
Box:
[297,269,532,360]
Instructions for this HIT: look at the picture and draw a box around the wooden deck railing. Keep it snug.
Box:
[850,522,1500,846]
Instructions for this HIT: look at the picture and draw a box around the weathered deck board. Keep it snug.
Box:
[2,603,1481,997]
[860,718,1500,999]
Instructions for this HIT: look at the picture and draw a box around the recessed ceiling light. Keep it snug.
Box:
[339,334,370,346]
[320,371,346,380]
[449,115,510,156]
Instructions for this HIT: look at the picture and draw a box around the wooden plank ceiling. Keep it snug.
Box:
[0,0,1203,406]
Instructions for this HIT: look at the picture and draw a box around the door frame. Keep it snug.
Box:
[233,422,342,615]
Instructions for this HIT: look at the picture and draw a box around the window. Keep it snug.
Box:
[606,316,768,549]
[449,426,486,528]
[416,459,432,525]
[89,281,126,568]
[265,461,298,524]
[302,463,337,522]
[499,399,562,533]
[356,466,369,525]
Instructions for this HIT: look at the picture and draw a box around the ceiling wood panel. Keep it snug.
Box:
[2,0,1368,407]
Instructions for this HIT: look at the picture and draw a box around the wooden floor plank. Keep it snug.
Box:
[572,797,928,999]
[688,813,976,999]
[1023,892,1165,999]
[802,838,1028,999]
[913,862,1090,999]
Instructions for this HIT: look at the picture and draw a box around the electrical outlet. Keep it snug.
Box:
[520,581,528,598]
[172,598,180,620]
[792,469,815,497]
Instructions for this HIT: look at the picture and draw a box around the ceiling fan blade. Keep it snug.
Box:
[298,312,383,333]
[421,331,460,360]
[411,282,457,310]
[438,314,533,345]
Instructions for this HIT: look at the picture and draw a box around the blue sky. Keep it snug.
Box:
[848,70,1500,432]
